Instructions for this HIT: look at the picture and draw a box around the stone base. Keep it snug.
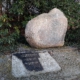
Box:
[12,52,61,77]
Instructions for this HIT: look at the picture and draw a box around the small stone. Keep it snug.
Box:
[0,58,3,64]
[1,77,4,80]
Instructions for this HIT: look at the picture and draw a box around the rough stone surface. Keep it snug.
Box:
[12,52,61,77]
[25,8,68,48]
[0,46,80,80]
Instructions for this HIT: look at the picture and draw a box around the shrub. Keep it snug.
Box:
[0,14,19,45]
[8,0,80,28]
[65,27,80,43]
[0,0,80,45]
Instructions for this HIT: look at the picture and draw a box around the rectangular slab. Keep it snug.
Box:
[12,51,61,77]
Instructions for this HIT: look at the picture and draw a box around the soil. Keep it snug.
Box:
[0,46,80,80]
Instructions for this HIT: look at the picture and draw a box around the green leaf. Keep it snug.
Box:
[0,23,3,27]
[6,23,11,27]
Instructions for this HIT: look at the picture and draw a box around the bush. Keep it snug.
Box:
[0,0,80,45]
[0,14,19,45]
[8,0,80,28]
[66,27,80,43]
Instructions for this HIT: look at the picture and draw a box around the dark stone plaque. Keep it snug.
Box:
[13,50,43,71]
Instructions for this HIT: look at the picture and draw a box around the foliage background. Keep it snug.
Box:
[0,0,80,48]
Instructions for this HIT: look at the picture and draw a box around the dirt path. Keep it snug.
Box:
[0,46,80,80]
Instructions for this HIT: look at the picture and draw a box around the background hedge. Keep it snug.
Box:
[0,0,80,45]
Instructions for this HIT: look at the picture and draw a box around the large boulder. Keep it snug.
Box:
[25,8,68,48]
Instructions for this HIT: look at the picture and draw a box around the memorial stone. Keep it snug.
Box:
[12,50,61,77]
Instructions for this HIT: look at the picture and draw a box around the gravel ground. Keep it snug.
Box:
[0,46,80,80]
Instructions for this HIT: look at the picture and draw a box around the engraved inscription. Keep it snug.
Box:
[13,51,43,71]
